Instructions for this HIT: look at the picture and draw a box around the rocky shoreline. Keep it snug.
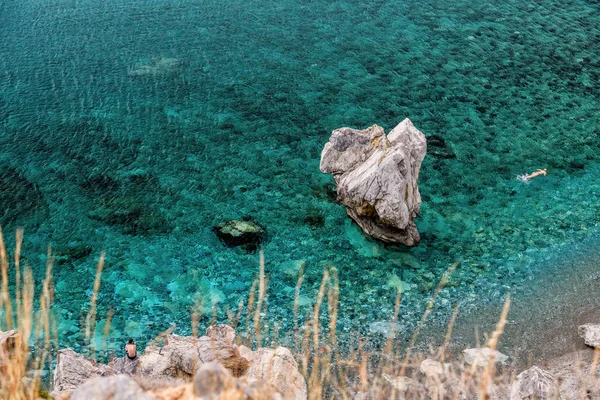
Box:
[49,324,306,400]
[4,321,600,399]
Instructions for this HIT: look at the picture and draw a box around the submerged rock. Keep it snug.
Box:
[213,219,265,251]
[578,323,600,348]
[0,164,48,229]
[54,242,93,264]
[127,57,181,77]
[320,119,426,246]
[427,134,456,159]
[86,171,173,236]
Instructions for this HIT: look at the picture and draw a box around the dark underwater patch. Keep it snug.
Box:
[0,165,48,229]
[86,171,173,236]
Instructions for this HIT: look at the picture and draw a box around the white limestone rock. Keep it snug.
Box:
[245,347,307,400]
[109,355,139,376]
[0,329,18,363]
[0,329,18,349]
[382,374,421,393]
[165,334,203,375]
[320,119,427,246]
[51,349,115,398]
[137,346,175,378]
[50,325,302,399]
[138,335,202,379]
[543,350,600,399]
[578,323,600,348]
[70,374,155,400]
[510,366,564,400]
[463,347,508,366]
[420,359,452,377]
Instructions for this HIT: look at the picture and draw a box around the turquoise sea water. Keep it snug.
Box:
[0,0,599,353]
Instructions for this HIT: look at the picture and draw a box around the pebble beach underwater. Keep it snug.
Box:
[0,0,599,361]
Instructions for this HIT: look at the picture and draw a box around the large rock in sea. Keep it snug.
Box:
[320,119,426,246]
[213,219,265,252]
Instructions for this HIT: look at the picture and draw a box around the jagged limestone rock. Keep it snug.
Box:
[320,119,426,246]
[51,349,115,398]
[193,362,235,398]
[0,330,19,369]
[138,335,202,379]
[0,330,18,352]
[138,325,247,379]
[199,325,248,377]
[382,374,421,393]
[510,366,564,400]
[50,325,304,399]
[244,347,307,400]
[109,356,139,376]
[543,350,600,399]
[578,323,600,348]
[463,347,509,366]
[420,359,452,377]
[70,375,155,400]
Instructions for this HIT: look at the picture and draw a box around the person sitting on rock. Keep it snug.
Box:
[125,338,137,360]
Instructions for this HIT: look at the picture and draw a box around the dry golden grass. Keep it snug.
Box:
[0,233,597,399]
[0,228,55,400]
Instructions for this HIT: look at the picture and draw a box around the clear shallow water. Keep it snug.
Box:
[0,0,599,352]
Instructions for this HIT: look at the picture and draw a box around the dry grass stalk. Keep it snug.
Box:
[84,251,105,355]
[293,261,307,331]
[253,250,267,347]
[478,295,511,399]
[246,278,258,337]
[14,229,22,329]
[400,260,460,376]
[27,245,56,399]
[101,308,114,354]
[191,305,201,338]
[0,228,13,329]
[307,269,330,400]
[6,236,600,399]
[0,230,55,399]
[438,304,459,363]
